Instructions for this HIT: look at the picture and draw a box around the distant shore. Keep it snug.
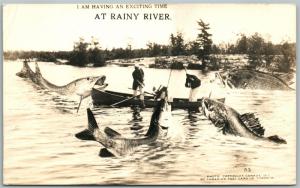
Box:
[6,54,296,87]
[6,53,296,73]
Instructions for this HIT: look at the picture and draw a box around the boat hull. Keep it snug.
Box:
[91,88,206,109]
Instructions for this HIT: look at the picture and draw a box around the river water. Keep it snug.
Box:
[3,61,296,185]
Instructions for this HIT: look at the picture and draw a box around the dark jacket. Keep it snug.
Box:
[185,74,201,89]
[132,68,144,88]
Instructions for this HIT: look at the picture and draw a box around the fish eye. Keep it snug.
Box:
[87,77,90,80]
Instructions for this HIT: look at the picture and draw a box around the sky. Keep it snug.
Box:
[3,4,296,51]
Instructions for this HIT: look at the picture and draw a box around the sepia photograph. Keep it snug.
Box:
[3,3,296,185]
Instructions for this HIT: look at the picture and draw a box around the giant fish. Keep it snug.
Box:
[201,97,287,144]
[16,61,107,96]
[75,98,172,157]
[216,69,293,90]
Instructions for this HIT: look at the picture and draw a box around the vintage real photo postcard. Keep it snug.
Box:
[3,3,296,185]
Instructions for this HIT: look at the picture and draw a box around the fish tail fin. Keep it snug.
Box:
[35,62,42,76]
[267,135,287,144]
[75,108,99,141]
[75,129,95,141]
[16,60,30,77]
[99,148,115,157]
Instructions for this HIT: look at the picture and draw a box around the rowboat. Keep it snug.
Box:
[91,88,224,109]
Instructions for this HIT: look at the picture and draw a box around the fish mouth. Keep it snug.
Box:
[201,98,211,117]
[94,76,107,86]
[201,98,209,110]
[226,79,235,89]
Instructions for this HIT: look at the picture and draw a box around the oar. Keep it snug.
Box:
[128,88,155,96]
[110,94,141,107]
[137,80,145,87]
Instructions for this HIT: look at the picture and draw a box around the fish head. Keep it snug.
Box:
[74,75,106,86]
[201,98,227,122]
[154,86,168,100]
[224,70,254,89]
[201,98,214,117]
[156,87,172,130]
[156,98,172,133]
[226,72,240,88]
[75,75,108,98]
[146,98,172,138]
[214,71,240,89]
[80,75,107,88]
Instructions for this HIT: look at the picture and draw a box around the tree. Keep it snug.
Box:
[235,34,248,54]
[278,42,296,72]
[211,44,221,54]
[186,41,199,55]
[196,19,212,68]
[69,37,106,67]
[146,42,169,57]
[69,37,89,66]
[89,37,105,66]
[247,33,265,69]
[170,32,185,56]
[263,42,275,68]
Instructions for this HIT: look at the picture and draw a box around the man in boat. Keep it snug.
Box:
[184,68,201,102]
[132,64,145,107]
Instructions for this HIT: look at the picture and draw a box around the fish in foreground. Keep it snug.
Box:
[75,99,170,157]
[16,61,108,96]
[201,98,287,144]
[216,69,293,90]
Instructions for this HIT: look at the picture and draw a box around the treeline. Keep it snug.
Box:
[4,51,70,62]
[3,19,213,67]
[216,33,296,72]
[4,19,296,72]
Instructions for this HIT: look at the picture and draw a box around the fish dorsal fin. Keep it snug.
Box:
[87,108,99,131]
[239,113,265,137]
[104,127,122,138]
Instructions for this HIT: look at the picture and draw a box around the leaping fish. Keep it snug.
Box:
[16,61,108,95]
[201,97,287,144]
[16,61,108,111]
[75,98,171,157]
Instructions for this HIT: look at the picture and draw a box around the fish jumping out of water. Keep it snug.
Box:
[201,98,287,144]
[216,69,293,90]
[16,61,108,95]
[75,98,171,157]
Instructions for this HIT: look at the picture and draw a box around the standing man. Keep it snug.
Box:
[132,64,145,107]
[185,68,201,102]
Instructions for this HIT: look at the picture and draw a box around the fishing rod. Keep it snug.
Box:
[76,96,83,113]
[110,94,141,107]
[184,67,188,74]
[167,68,172,88]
